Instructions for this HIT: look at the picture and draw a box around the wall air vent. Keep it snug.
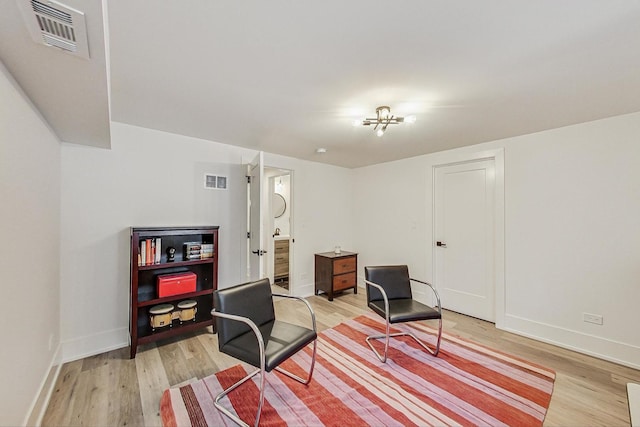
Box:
[204,174,228,190]
[17,0,90,59]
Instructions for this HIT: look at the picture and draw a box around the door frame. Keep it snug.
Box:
[265,168,294,294]
[431,148,505,327]
[247,152,265,281]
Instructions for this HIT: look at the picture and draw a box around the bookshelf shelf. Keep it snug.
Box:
[137,258,214,271]
[137,289,214,308]
[137,312,214,345]
[129,226,219,358]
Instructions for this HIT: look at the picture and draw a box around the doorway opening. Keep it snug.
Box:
[266,168,292,293]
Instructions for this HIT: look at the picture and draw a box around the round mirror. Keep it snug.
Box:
[273,193,286,218]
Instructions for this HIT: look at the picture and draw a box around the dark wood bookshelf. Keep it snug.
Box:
[129,226,219,358]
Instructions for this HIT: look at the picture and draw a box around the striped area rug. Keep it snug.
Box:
[160,314,555,426]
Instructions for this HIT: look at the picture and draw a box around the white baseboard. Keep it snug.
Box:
[61,327,129,363]
[295,282,315,298]
[628,383,640,427]
[501,313,640,370]
[24,344,62,427]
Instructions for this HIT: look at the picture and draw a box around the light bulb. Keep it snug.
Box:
[376,128,385,137]
[352,119,361,127]
[404,115,416,124]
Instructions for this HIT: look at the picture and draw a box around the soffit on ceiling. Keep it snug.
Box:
[0,0,110,148]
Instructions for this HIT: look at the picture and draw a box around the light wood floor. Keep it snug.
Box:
[43,289,640,426]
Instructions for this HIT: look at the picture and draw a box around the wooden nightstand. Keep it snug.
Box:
[314,251,358,301]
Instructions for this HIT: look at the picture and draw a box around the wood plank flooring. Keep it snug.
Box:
[43,289,640,426]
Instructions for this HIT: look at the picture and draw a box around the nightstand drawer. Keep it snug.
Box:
[333,256,356,275]
[333,272,356,291]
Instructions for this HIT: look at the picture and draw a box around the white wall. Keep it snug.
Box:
[354,111,640,368]
[59,123,354,361]
[502,113,640,365]
[0,62,61,426]
[353,155,433,279]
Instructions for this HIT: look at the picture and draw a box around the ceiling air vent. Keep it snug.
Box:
[17,0,90,59]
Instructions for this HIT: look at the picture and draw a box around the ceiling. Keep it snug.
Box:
[2,1,640,168]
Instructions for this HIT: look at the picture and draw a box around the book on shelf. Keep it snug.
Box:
[200,243,214,259]
[139,238,163,266]
[183,242,202,260]
[140,242,146,265]
[146,239,152,265]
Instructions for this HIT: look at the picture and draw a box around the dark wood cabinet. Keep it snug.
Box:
[314,251,358,301]
[129,226,219,358]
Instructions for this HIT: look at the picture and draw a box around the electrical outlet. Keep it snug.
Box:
[583,313,604,325]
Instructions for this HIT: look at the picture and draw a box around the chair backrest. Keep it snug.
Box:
[365,265,413,303]
[213,278,275,348]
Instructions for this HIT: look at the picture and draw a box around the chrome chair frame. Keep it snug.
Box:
[364,278,442,363]
[210,293,317,427]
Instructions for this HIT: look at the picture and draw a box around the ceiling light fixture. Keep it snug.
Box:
[360,106,416,137]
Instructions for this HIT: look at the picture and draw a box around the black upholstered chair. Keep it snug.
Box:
[211,278,317,427]
[364,265,442,363]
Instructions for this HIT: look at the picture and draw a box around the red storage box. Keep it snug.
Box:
[157,272,197,297]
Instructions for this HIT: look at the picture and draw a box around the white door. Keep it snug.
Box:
[248,152,265,281]
[434,159,495,322]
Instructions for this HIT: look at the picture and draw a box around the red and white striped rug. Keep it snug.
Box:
[160,314,555,426]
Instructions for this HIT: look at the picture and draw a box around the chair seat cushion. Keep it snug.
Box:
[369,299,441,323]
[221,320,317,372]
